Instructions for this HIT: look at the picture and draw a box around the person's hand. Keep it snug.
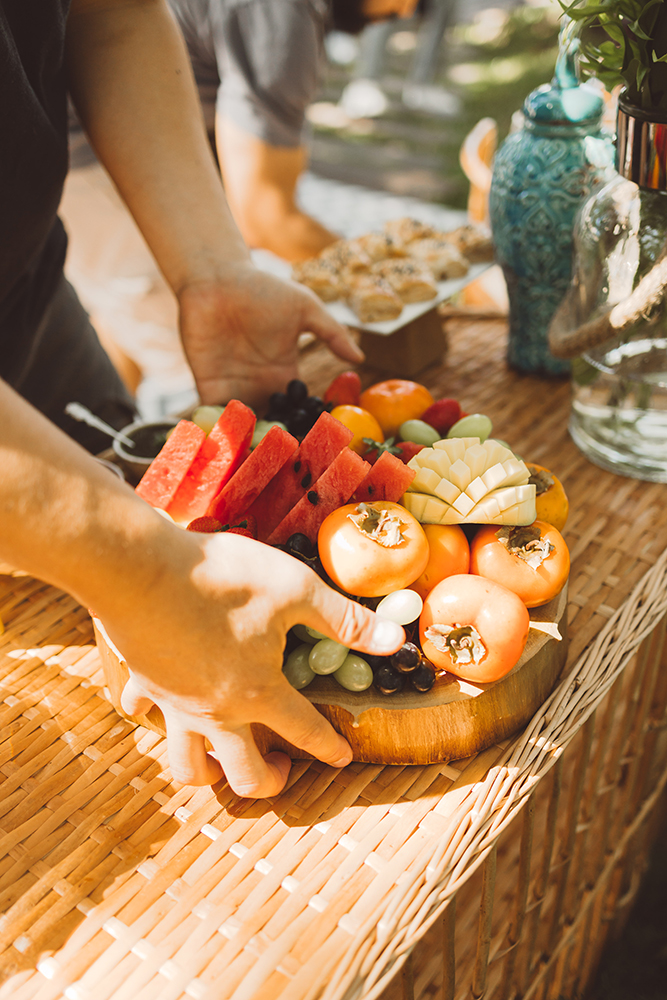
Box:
[177,264,363,409]
[113,528,404,798]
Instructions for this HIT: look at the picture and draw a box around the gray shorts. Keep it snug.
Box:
[9,275,138,453]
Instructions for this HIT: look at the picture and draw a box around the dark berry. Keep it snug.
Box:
[390,642,421,673]
[324,401,334,412]
[287,533,314,559]
[287,379,308,405]
[287,409,312,437]
[411,662,436,693]
[268,391,291,417]
[304,396,325,416]
[359,653,387,672]
[374,664,406,695]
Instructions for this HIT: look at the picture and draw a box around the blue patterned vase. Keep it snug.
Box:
[489,26,614,375]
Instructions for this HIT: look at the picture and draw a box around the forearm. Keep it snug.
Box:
[242,206,336,262]
[0,380,183,620]
[217,119,337,261]
[65,0,249,293]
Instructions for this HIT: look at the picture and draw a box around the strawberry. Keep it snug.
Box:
[323,370,361,407]
[394,441,425,464]
[226,513,258,539]
[186,512,258,538]
[420,398,461,435]
[362,438,424,465]
[187,515,223,532]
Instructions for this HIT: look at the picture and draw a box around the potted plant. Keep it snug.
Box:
[549,0,667,483]
[562,0,667,113]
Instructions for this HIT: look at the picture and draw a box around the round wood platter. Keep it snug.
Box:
[94,585,568,766]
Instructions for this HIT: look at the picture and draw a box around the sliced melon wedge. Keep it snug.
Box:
[401,436,535,525]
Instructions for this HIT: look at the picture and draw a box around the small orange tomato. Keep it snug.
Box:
[318,501,429,598]
[527,463,569,532]
[470,520,569,608]
[330,405,384,455]
[410,523,470,599]
[359,380,435,437]
[420,574,530,683]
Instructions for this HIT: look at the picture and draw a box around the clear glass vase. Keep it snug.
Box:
[568,100,667,482]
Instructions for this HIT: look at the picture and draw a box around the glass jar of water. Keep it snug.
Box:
[568,99,667,482]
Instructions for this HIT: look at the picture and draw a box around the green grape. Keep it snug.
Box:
[376,589,423,625]
[447,413,493,442]
[192,405,226,434]
[309,639,349,675]
[283,644,316,689]
[251,419,288,450]
[305,626,328,641]
[333,654,374,691]
[292,624,319,644]
[398,419,440,447]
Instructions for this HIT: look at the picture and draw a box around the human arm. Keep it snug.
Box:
[0,380,404,796]
[63,0,361,408]
[217,117,337,262]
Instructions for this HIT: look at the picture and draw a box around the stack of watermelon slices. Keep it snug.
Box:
[135,400,416,544]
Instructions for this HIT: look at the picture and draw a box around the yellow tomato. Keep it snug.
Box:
[526,463,569,532]
[330,405,384,455]
[318,501,429,598]
[410,523,470,599]
[359,380,435,437]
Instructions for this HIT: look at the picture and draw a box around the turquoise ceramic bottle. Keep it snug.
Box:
[489,23,614,375]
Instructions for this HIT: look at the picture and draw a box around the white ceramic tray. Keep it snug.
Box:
[251,249,492,336]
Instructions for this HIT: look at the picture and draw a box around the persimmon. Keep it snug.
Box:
[470,520,569,608]
[318,501,429,598]
[359,380,435,437]
[410,523,470,599]
[420,574,529,682]
[526,463,569,532]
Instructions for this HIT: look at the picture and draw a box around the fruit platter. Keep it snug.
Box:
[95,373,571,766]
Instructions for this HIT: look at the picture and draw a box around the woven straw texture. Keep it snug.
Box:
[1,317,667,1000]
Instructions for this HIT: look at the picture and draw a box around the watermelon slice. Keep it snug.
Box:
[207,425,298,524]
[248,412,354,541]
[135,420,206,510]
[268,448,370,546]
[352,451,416,503]
[166,400,255,523]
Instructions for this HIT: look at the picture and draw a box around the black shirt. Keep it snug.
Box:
[0,1,70,384]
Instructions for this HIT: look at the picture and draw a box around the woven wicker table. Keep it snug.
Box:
[1,316,667,1000]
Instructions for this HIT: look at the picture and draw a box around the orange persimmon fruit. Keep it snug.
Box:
[526,462,569,532]
[410,523,470,599]
[318,501,429,598]
[470,520,569,608]
[420,574,530,683]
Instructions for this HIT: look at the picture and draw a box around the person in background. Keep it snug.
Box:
[168,0,422,261]
[61,0,420,411]
[0,0,405,798]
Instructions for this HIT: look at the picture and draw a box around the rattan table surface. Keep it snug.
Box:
[1,317,667,1000]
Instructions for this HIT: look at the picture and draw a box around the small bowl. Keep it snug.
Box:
[112,418,179,481]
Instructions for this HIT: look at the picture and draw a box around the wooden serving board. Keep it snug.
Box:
[94,585,567,767]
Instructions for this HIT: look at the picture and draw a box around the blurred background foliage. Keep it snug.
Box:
[308,1,561,206]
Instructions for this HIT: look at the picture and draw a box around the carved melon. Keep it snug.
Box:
[402,437,536,525]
